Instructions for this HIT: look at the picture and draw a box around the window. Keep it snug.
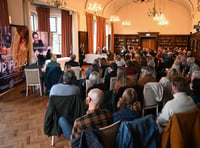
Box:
[50,17,57,32]
[93,19,97,53]
[106,23,111,50]
[31,13,37,31]
[50,16,61,54]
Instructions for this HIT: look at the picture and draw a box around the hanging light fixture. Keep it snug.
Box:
[87,1,102,13]
[147,0,168,25]
[46,0,67,8]
[109,0,120,23]
[122,0,131,26]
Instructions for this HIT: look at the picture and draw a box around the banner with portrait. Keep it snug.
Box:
[0,25,29,94]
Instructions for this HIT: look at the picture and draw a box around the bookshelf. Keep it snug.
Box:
[157,35,190,49]
[114,34,139,53]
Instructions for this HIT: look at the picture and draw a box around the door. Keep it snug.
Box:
[141,37,156,50]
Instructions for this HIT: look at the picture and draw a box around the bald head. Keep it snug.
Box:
[88,88,104,106]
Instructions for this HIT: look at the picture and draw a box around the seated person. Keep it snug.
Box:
[100,58,108,78]
[104,62,117,90]
[65,54,80,67]
[190,71,200,108]
[113,88,141,122]
[115,55,123,67]
[156,76,197,133]
[58,88,113,141]
[24,56,43,80]
[46,55,60,69]
[114,67,133,95]
[85,59,100,79]
[106,50,114,61]
[137,67,157,88]
[125,60,136,75]
[87,71,106,94]
[49,70,80,96]
[58,64,72,83]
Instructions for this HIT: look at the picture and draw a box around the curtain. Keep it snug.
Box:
[0,0,9,27]
[37,7,50,32]
[61,10,72,57]
[97,16,106,50]
[86,13,94,54]
[111,23,114,53]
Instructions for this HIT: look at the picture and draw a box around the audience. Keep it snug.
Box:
[24,56,43,80]
[138,67,157,88]
[157,76,197,133]
[113,88,141,122]
[125,60,136,75]
[58,88,113,141]
[114,67,133,95]
[46,55,60,69]
[99,58,108,78]
[159,68,179,104]
[186,57,200,77]
[104,62,118,90]
[191,78,200,108]
[85,59,100,78]
[65,54,80,67]
[49,70,80,96]
[87,71,106,94]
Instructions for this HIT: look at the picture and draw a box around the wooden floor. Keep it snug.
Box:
[0,84,70,148]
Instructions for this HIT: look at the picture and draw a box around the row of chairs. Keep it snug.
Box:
[24,66,82,96]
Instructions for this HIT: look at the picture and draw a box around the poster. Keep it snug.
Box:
[0,25,29,94]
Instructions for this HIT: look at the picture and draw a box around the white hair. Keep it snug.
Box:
[89,71,100,86]
[191,71,200,80]
[88,88,104,105]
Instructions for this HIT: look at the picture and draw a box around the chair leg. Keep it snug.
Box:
[39,86,42,96]
[26,85,28,96]
[51,136,55,146]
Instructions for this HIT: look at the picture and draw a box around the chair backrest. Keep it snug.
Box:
[25,68,41,86]
[99,121,120,148]
[143,82,163,107]
[161,108,200,148]
[109,77,117,90]
[45,67,62,95]
[86,80,92,95]
[44,95,85,136]
[128,73,138,86]
[101,90,116,113]
[71,66,82,79]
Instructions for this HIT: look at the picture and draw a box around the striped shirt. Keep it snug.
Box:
[70,108,113,140]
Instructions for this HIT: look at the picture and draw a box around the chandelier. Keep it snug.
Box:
[122,0,131,26]
[46,0,67,8]
[110,16,120,22]
[88,2,102,13]
[109,0,120,23]
[122,20,131,26]
[147,0,168,25]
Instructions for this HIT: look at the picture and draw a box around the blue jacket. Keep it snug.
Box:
[115,115,159,148]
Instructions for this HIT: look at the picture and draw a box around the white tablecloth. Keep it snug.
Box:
[85,54,107,64]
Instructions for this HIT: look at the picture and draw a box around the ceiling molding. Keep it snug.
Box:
[168,0,193,16]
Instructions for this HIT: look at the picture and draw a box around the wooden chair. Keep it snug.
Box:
[71,66,82,80]
[99,121,120,148]
[25,68,42,96]
[142,82,163,116]
[109,77,117,91]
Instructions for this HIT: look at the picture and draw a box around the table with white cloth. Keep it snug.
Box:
[85,54,107,64]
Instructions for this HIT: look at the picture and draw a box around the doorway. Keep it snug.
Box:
[141,37,156,50]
